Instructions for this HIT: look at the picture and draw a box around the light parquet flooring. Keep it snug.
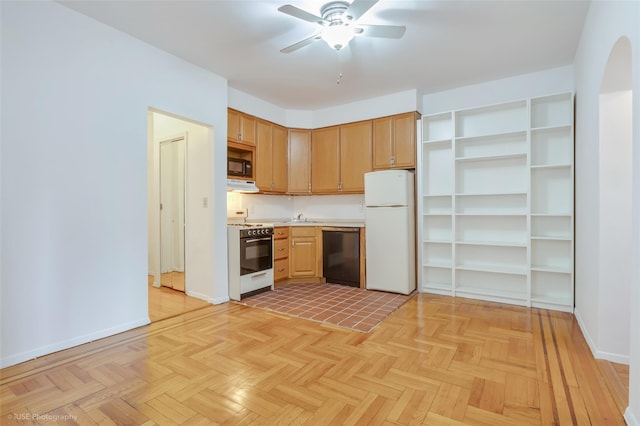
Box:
[148,278,210,322]
[0,294,627,425]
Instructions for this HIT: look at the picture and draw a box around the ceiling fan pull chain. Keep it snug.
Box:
[336,51,344,85]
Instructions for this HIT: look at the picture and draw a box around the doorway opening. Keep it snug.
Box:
[597,36,633,413]
[147,110,213,321]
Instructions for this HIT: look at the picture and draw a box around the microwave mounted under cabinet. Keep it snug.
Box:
[228,157,252,178]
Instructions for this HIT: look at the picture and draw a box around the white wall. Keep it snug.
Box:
[0,1,229,367]
[311,89,420,128]
[229,87,420,129]
[149,112,215,302]
[598,91,632,362]
[230,193,365,222]
[572,1,640,423]
[421,66,574,114]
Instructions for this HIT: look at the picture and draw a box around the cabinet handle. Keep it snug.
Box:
[278,248,285,251]
[277,268,285,272]
[238,132,242,141]
[308,183,311,192]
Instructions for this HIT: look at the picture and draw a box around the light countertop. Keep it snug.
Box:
[250,218,365,228]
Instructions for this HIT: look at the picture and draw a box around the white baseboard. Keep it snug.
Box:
[574,308,630,364]
[212,296,230,304]
[625,407,639,425]
[185,290,212,303]
[185,290,229,305]
[574,307,598,355]
[0,318,150,369]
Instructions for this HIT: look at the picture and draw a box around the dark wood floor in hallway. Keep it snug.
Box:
[0,294,628,425]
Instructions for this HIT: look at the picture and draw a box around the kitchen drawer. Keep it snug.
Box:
[290,226,317,237]
[274,226,289,239]
[274,238,289,260]
[274,258,289,281]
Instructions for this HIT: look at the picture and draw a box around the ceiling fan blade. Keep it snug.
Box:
[355,24,406,39]
[280,33,322,53]
[343,0,379,22]
[278,5,325,25]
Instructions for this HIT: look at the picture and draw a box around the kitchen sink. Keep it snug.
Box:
[287,219,318,224]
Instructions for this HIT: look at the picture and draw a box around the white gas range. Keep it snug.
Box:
[227,221,274,301]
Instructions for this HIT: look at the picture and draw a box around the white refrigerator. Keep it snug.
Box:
[364,170,416,294]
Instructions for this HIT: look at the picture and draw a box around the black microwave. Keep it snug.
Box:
[228,157,252,178]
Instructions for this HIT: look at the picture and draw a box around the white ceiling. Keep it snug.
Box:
[59,0,590,110]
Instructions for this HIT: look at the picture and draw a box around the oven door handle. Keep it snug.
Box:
[244,237,272,243]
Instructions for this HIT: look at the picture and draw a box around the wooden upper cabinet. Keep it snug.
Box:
[256,120,288,193]
[393,112,418,168]
[288,129,312,194]
[373,112,419,170]
[228,108,256,146]
[255,119,272,191]
[340,120,372,193]
[271,125,288,192]
[311,122,372,194]
[311,126,341,193]
[230,107,410,194]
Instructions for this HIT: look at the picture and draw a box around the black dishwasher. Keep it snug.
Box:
[322,227,360,287]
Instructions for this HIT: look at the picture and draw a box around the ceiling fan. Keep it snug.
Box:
[278,0,406,53]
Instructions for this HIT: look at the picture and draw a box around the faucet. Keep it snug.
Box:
[296,213,305,221]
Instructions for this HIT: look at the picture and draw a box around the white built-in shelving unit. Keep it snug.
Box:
[418,93,574,312]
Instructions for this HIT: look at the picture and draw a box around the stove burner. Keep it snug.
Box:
[227,223,271,228]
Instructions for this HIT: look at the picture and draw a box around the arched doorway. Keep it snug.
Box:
[598,35,633,396]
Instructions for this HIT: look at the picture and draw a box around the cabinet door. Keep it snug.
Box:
[288,129,312,193]
[227,109,241,143]
[340,121,372,193]
[373,116,393,169]
[311,126,340,193]
[239,113,256,146]
[274,238,289,260]
[393,112,417,168]
[271,124,288,193]
[290,236,317,277]
[255,119,272,192]
[274,258,289,282]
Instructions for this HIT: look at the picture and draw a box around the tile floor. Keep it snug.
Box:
[238,282,414,332]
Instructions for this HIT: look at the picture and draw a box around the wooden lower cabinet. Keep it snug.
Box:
[273,227,289,282]
[289,227,323,279]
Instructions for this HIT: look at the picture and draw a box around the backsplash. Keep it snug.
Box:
[227,193,365,221]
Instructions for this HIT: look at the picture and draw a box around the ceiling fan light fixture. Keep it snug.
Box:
[321,24,354,51]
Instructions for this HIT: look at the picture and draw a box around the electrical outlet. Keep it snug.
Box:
[202,197,208,208]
